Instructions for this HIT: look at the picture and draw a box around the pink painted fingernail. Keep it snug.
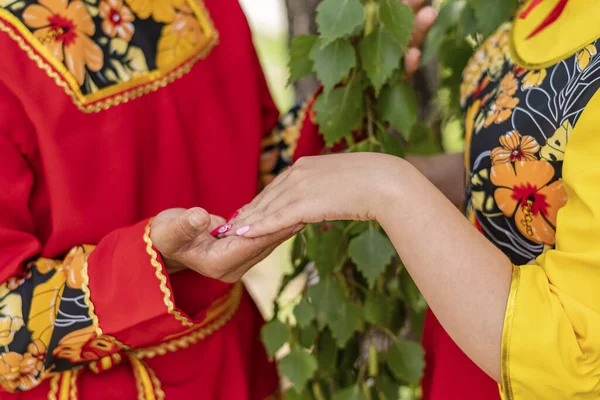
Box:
[211,224,232,237]
[236,226,250,236]
[227,210,239,222]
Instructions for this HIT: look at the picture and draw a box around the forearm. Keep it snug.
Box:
[405,152,465,206]
[374,158,512,381]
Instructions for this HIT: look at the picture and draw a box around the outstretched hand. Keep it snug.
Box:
[150,207,304,282]
[226,154,408,239]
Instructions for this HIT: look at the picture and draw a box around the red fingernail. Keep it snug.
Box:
[227,211,239,222]
[211,224,232,237]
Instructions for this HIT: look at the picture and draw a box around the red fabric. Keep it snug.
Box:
[0,0,284,397]
[421,309,500,400]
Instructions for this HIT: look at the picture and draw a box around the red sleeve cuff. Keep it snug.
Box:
[85,219,193,347]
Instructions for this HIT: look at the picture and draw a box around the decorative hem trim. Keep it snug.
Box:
[134,282,243,359]
[0,0,219,114]
[143,220,194,328]
[81,254,103,338]
[500,264,520,400]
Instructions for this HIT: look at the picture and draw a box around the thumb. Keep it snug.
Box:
[153,208,211,254]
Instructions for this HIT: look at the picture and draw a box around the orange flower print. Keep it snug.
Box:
[498,72,518,97]
[491,131,540,165]
[522,69,547,89]
[156,5,205,70]
[99,0,135,41]
[23,0,103,85]
[484,93,519,127]
[491,160,567,245]
[63,245,95,289]
[53,326,120,363]
[0,343,46,392]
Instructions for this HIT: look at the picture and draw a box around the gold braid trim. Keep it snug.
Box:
[81,250,103,338]
[68,368,83,400]
[143,220,194,327]
[500,265,521,400]
[47,373,60,400]
[0,0,218,114]
[134,282,243,359]
[145,361,166,400]
[128,354,157,400]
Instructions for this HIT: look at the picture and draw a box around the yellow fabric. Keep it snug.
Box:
[511,0,600,69]
[500,90,600,399]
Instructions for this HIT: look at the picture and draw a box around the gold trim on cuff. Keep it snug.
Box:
[134,281,243,359]
[500,265,521,400]
[81,255,103,338]
[143,220,194,328]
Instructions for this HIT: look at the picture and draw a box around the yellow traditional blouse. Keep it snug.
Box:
[460,0,600,398]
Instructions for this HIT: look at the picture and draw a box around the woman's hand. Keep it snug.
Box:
[227,153,408,238]
[150,208,304,282]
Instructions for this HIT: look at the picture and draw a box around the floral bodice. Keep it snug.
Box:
[462,23,600,265]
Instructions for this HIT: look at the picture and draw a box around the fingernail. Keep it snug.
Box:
[211,224,232,237]
[236,226,250,236]
[189,212,204,229]
[226,210,239,222]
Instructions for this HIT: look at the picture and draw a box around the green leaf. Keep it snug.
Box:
[314,77,364,146]
[284,389,313,400]
[459,4,479,37]
[471,0,518,37]
[378,82,418,138]
[289,35,319,84]
[329,300,362,347]
[421,0,466,65]
[348,221,370,237]
[299,324,317,349]
[332,385,368,400]
[316,0,364,47]
[260,319,289,358]
[359,26,403,95]
[406,122,441,155]
[364,292,393,327]
[308,276,346,326]
[379,0,414,50]
[307,228,346,275]
[279,345,318,389]
[377,374,400,400]
[400,268,426,314]
[379,130,406,158]
[294,297,316,329]
[291,233,307,267]
[317,328,338,376]
[386,340,425,384]
[310,38,356,94]
[349,229,396,287]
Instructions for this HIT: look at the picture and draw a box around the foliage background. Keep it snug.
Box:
[241,1,519,399]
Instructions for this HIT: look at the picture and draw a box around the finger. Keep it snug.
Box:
[157,208,211,254]
[209,214,228,237]
[236,203,308,239]
[404,47,421,78]
[204,224,304,282]
[409,6,437,48]
[234,167,293,224]
[400,0,425,13]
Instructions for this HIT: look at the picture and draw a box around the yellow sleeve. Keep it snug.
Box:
[500,92,600,399]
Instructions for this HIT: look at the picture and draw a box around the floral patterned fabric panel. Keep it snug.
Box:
[259,101,313,189]
[0,246,124,392]
[0,0,217,111]
[462,23,600,265]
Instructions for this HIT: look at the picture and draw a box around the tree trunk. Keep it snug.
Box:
[285,0,320,102]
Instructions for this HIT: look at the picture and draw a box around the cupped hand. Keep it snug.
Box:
[150,207,304,282]
[402,0,437,78]
[226,153,407,239]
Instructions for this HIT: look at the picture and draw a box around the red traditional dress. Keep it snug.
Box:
[422,1,600,398]
[0,0,322,398]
